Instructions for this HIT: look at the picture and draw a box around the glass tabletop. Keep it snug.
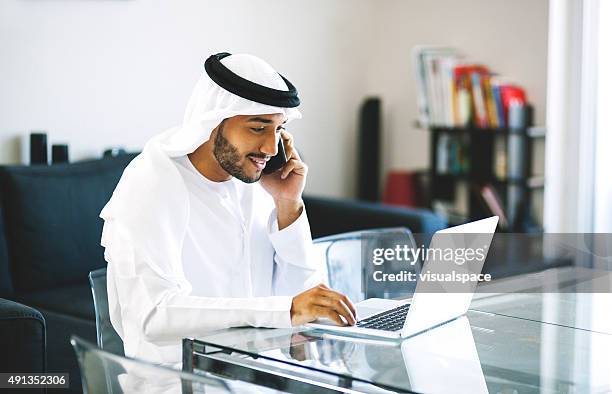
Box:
[471,266,612,334]
[193,311,612,393]
[190,267,612,393]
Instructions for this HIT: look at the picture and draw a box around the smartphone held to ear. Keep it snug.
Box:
[263,140,287,174]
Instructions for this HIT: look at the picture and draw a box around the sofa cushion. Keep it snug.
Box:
[16,283,95,321]
[303,195,447,239]
[0,154,136,293]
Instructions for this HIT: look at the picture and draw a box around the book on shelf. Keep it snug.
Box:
[436,134,450,173]
[413,45,529,129]
[494,136,508,180]
[470,66,489,128]
[435,134,469,175]
[477,184,509,229]
[413,46,459,127]
[491,77,506,128]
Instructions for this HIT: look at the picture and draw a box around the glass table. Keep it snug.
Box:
[183,267,612,393]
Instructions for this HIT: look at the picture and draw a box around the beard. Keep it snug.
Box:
[213,122,262,184]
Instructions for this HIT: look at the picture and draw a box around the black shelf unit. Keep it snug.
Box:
[428,125,545,231]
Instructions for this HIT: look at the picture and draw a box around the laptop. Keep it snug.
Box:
[306,216,499,339]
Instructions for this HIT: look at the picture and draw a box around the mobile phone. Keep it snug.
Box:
[262,139,287,174]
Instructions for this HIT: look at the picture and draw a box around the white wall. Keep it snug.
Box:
[0,0,376,198]
[0,0,549,201]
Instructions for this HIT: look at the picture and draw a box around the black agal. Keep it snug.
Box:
[204,52,300,108]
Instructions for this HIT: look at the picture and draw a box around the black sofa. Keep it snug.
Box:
[0,298,46,394]
[0,155,138,392]
[0,154,446,392]
[304,195,446,238]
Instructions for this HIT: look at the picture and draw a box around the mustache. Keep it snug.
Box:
[247,153,270,160]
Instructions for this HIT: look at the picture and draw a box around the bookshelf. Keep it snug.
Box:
[412,46,544,230]
[427,124,545,232]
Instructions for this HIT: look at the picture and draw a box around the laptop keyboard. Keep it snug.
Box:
[356,303,411,332]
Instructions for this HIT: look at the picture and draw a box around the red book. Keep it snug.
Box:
[453,65,489,127]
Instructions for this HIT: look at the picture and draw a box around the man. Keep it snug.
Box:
[100,52,356,365]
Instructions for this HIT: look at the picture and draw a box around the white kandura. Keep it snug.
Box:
[100,54,322,366]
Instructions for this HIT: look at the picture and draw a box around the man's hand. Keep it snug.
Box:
[260,129,308,230]
[260,130,307,204]
[290,284,357,326]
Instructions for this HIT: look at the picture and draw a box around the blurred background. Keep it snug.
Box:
[0,0,609,232]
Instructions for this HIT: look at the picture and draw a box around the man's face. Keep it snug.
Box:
[213,113,286,183]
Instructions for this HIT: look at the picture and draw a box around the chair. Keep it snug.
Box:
[89,268,124,355]
[313,227,419,302]
[70,335,232,394]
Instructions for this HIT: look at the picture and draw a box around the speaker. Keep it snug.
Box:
[103,147,127,157]
[52,144,69,164]
[357,97,381,201]
[30,132,48,165]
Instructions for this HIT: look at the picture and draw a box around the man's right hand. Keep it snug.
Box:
[290,283,357,326]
